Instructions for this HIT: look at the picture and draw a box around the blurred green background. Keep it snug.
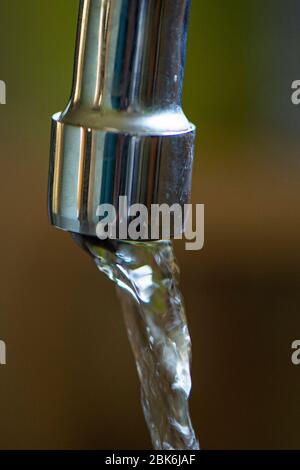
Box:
[0,0,300,449]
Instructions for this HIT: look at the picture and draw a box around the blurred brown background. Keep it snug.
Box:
[0,0,300,449]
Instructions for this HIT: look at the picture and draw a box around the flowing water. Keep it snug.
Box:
[74,235,199,450]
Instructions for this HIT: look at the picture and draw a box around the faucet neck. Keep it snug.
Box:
[70,0,191,112]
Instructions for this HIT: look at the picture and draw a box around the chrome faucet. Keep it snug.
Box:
[48,0,195,238]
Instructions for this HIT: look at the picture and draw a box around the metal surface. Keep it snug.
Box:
[48,0,195,237]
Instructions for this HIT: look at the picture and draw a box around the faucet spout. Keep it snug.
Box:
[48,0,195,238]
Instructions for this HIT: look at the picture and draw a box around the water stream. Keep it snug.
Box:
[74,235,199,450]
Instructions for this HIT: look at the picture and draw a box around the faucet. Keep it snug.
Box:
[48,0,195,239]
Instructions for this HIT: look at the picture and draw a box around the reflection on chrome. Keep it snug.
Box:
[48,0,196,240]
